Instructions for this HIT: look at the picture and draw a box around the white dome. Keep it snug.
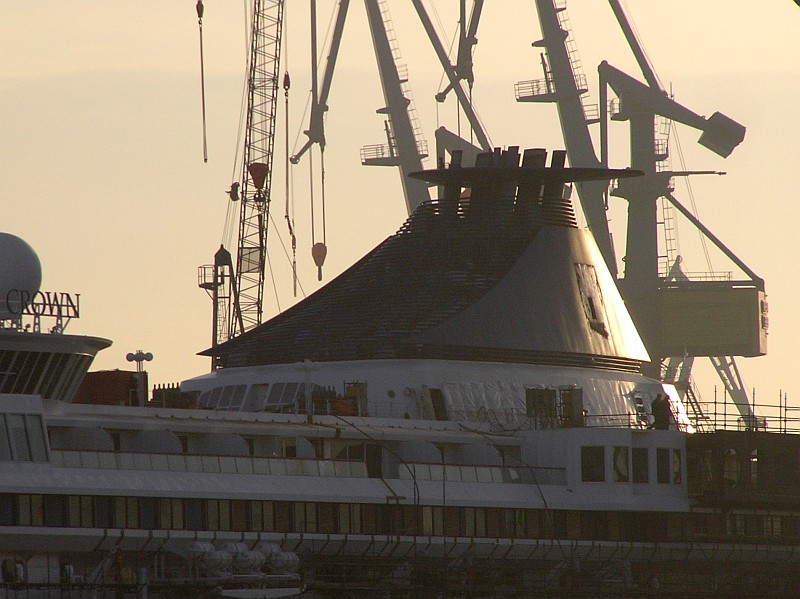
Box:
[0,233,42,319]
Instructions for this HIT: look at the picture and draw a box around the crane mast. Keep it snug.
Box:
[198,1,284,368]
[234,0,285,338]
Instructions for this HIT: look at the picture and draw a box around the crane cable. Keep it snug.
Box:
[284,70,297,297]
[308,3,329,282]
[196,0,208,163]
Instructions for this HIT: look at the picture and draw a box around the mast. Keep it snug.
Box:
[234,0,285,337]
[197,1,284,368]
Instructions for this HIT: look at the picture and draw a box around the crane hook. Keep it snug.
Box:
[312,242,327,281]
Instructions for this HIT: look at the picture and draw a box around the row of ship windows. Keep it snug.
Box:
[0,494,794,544]
[196,382,366,416]
[581,446,682,485]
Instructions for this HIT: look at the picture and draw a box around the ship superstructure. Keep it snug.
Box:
[0,150,714,597]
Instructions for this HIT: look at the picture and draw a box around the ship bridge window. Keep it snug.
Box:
[220,385,247,411]
[0,414,47,463]
[244,384,269,411]
[217,386,235,409]
[265,382,304,413]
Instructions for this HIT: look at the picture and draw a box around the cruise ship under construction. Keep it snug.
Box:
[0,1,793,598]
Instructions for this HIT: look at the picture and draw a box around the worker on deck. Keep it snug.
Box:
[649,394,670,430]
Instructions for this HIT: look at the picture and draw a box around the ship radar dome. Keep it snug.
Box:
[0,233,42,320]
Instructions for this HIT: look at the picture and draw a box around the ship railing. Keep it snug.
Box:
[398,463,567,486]
[49,450,369,478]
[582,413,646,429]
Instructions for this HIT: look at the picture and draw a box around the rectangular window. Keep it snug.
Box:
[632,447,648,483]
[274,501,292,532]
[171,499,184,530]
[387,505,403,535]
[402,506,418,536]
[81,496,93,527]
[94,497,113,528]
[656,448,670,484]
[185,499,204,531]
[25,415,47,462]
[551,511,568,538]
[525,510,541,538]
[318,503,336,534]
[139,497,157,530]
[422,506,433,536]
[262,501,274,531]
[17,495,31,526]
[338,503,351,534]
[613,446,629,482]
[159,498,173,530]
[560,388,584,427]
[727,513,745,536]
[207,500,220,530]
[6,414,30,461]
[293,503,305,533]
[113,497,126,528]
[232,500,248,532]
[765,515,782,537]
[581,446,605,482]
[218,500,231,531]
[431,506,444,536]
[672,449,682,484]
[474,507,486,537]
[526,388,558,429]
[464,507,475,537]
[485,508,502,537]
[361,503,379,534]
[0,494,13,526]
[126,497,139,529]
[250,501,263,531]
[30,495,43,526]
[43,495,65,527]
[443,506,461,537]
[0,415,12,460]
[515,509,527,538]
[68,496,81,527]
[744,514,762,537]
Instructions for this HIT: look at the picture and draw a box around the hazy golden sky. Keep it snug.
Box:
[1,1,798,410]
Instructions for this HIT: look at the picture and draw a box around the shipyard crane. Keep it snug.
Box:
[289,0,432,214]
[519,0,767,427]
[199,0,285,368]
[289,0,493,216]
